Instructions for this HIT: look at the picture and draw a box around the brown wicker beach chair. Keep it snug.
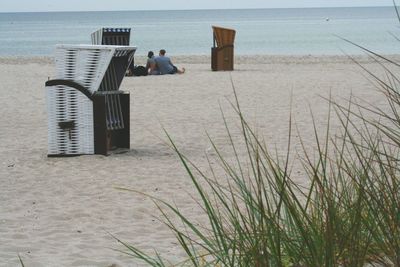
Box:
[211,26,236,71]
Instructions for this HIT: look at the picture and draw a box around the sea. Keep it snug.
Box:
[0,6,399,56]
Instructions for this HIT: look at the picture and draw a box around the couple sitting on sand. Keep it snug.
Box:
[146,49,185,75]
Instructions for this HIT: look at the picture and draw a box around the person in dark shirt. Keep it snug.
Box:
[146,51,159,75]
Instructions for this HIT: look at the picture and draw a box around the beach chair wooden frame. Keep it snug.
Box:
[46,44,136,156]
[211,26,236,71]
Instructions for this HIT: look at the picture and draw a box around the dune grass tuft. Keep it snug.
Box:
[117,46,400,266]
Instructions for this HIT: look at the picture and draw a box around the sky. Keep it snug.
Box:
[0,0,393,12]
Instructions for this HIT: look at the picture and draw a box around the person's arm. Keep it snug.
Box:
[150,62,157,71]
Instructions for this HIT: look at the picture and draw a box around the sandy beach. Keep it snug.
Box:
[0,55,392,266]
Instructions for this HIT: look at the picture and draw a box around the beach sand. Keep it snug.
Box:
[0,55,392,266]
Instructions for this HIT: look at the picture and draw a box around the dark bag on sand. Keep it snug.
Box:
[133,65,148,76]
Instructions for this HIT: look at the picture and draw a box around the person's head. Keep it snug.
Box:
[159,49,166,56]
[147,51,154,58]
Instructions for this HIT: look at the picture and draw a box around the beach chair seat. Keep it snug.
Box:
[46,44,136,156]
[211,26,236,71]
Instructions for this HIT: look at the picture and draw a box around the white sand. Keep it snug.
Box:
[0,55,393,266]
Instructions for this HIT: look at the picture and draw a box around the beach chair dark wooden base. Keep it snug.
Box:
[93,93,130,156]
[211,46,234,71]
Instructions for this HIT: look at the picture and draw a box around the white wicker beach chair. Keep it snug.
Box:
[46,44,136,156]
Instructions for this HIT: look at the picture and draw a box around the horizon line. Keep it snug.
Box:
[0,5,393,14]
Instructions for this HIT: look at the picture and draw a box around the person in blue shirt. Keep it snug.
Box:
[155,49,185,75]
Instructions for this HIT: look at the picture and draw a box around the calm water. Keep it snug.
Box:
[0,7,399,56]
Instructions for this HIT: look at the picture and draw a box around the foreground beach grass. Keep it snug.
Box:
[115,50,400,266]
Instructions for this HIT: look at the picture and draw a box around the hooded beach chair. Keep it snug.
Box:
[91,28,135,70]
[211,26,236,71]
[91,28,131,46]
[46,44,136,156]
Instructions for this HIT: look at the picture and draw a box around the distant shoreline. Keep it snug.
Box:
[1,54,399,65]
[0,6,393,14]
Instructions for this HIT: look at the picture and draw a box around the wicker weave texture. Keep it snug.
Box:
[47,84,94,155]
